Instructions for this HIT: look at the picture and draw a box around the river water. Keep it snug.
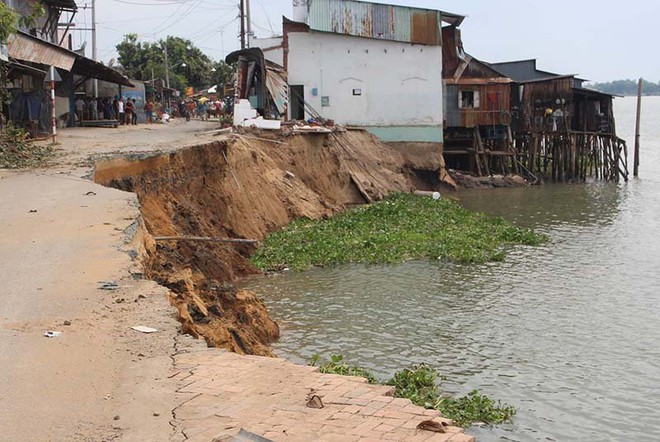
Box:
[242,97,660,441]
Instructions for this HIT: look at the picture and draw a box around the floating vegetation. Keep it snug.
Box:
[311,355,516,428]
[252,193,546,271]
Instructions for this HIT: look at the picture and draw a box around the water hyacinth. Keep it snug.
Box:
[252,193,546,271]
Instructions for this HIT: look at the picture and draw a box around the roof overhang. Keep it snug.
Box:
[518,74,576,84]
[573,87,618,99]
[72,56,134,87]
[43,0,78,13]
[225,47,265,65]
[445,77,512,86]
[7,31,133,87]
[441,11,465,27]
[7,32,76,71]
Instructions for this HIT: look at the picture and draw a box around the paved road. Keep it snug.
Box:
[0,169,177,441]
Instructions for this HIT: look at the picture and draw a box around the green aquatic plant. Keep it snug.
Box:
[310,355,516,429]
[310,354,378,384]
[252,193,547,271]
[435,390,517,429]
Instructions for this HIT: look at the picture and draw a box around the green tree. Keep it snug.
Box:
[211,60,235,89]
[0,2,19,45]
[116,34,216,91]
[116,34,148,80]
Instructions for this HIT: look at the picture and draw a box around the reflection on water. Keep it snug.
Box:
[242,97,660,441]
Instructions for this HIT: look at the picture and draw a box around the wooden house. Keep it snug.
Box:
[442,25,517,176]
[488,59,627,182]
[489,59,616,135]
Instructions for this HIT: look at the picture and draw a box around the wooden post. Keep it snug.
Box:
[634,78,643,177]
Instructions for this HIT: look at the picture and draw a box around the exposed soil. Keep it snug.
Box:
[94,129,437,355]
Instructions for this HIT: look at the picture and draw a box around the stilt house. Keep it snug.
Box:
[442,25,516,176]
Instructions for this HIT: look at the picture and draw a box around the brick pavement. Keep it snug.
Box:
[170,338,475,442]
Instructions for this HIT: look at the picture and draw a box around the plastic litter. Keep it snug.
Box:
[98,281,119,290]
[131,326,159,334]
[44,331,62,338]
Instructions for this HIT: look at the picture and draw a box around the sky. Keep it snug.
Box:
[72,0,658,83]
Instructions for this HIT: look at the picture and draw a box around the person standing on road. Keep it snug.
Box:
[144,99,154,124]
[117,98,125,125]
[131,99,138,125]
[124,98,134,125]
[75,96,84,123]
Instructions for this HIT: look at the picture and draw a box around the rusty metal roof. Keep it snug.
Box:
[7,32,76,71]
[7,31,133,86]
[306,0,464,45]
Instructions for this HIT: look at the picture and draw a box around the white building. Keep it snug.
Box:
[252,0,464,143]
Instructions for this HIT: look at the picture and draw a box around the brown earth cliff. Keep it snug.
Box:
[94,130,446,355]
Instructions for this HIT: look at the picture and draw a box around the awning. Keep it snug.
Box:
[7,32,76,71]
[72,56,134,87]
[7,31,133,87]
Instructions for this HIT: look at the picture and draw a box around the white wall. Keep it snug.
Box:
[249,36,284,67]
[287,31,443,129]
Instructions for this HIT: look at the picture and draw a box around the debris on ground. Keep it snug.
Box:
[44,331,62,338]
[306,394,324,409]
[417,419,449,433]
[98,281,119,290]
[1,125,56,169]
[131,326,159,334]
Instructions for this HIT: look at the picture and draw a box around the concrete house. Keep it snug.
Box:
[252,0,464,143]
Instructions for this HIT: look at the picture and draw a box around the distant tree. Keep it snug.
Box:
[116,34,216,91]
[589,79,660,96]
[116,34,148,81]
[211,60,235,89]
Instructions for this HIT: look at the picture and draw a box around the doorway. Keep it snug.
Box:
[289,85,305,120]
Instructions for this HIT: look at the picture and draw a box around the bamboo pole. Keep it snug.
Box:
[634,78,643,177]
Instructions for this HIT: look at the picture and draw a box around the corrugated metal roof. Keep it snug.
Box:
[306,0,463,45]
[7,32,76,71]
[7,31,133,86]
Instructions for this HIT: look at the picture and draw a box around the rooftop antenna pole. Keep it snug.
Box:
[239,0,246,49]
[633,78,643,177]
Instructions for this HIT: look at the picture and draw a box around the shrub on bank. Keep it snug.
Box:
[252,193,546,271]
[311,355,516,428]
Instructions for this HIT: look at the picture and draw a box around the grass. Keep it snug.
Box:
[311,355,516,429]
[252,193,546,271]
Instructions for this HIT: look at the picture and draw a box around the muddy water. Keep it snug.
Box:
[242,97,660,441]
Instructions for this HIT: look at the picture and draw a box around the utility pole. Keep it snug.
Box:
[164,43,170,89]
[246,0,251,47]
[633,78,643,177]
[239,0,246,49]
[92,0,97,98]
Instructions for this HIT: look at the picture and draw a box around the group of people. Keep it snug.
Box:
[73,95,228,126]
[74,96,157,125]
[176,98,225,122]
